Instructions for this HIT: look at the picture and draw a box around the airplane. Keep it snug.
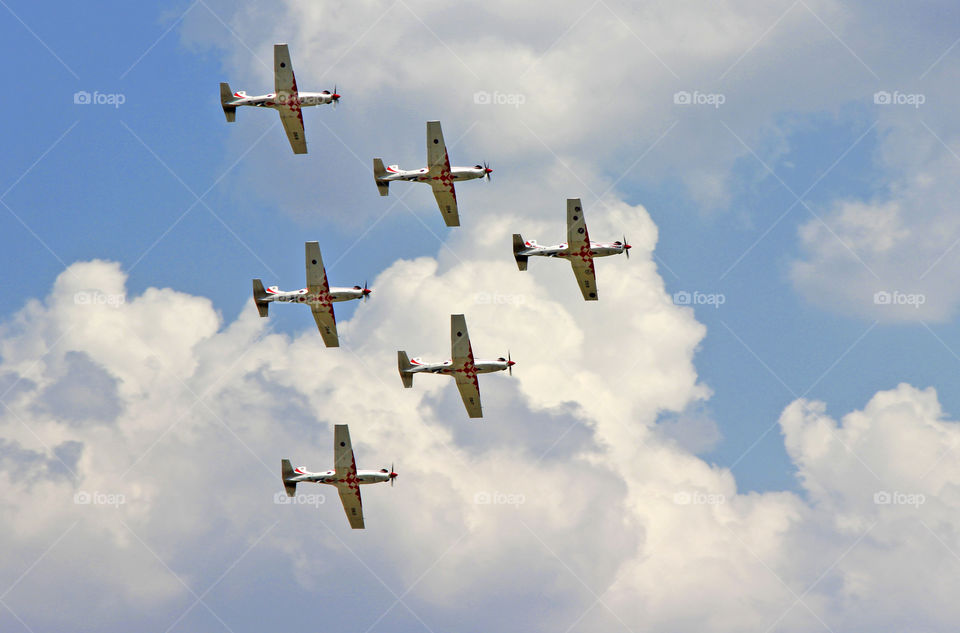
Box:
[397,314,514,418]
[220,43,339,155]
[373,121,492,227]
[512,198,631,301]
[281,424,397,529]
[252,241,371,347]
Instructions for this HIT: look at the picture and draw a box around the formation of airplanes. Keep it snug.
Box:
[282,424,396,529]
[224,44,631,528]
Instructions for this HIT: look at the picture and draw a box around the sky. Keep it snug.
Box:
[4,0,960,631]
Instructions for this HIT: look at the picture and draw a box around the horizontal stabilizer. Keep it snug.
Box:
[512,234,528,271]
[373,158,389,196]
[220,82,237,122]
[252,279,269,317]
[281,459,297,497]
[397,351,414,388]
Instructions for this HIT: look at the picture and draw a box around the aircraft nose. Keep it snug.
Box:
[507,360,516,367]
[625,243,632,249]
[484,167,493,173]
[389,471,398,479]
[362,287,372,295]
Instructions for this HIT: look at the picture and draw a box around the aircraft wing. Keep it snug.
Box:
[450,314,482,418]
[337,485,365,529]
[333,424,364,528]
[565,198,598,300]
[306,241,338,346]
[426,121,447,170]
[430,180,460,227]
[274,44,307,154]
[570,258,599,301]
[566,198,590,250]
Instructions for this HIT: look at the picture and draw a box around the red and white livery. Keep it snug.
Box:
[252,241,371,348]
[281,424,396,529]
[512,198,631,301]
[397,314,514,419]
[373,121,492,227]
[220,44,339,155]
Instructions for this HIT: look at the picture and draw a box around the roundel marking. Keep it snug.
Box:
[340,441,346,447]
[312,259,318,265]
[280,62,286,68]
[578,228,585,234]
[589,292,597,298]
[456,331,463,337]
[433,138,439,144]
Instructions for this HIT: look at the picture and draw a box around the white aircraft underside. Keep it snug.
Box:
[282,424,396,529]
[220,43,339,155]
[513,198,631,301]
[398,314,513,419]
[373,121,491,227]
[253,241,370,348]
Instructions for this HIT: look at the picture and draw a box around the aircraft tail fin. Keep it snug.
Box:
[373,158,390,196]
[512,234,529,271]
[397,351,414,388]
[220,82,237,122]
[252,279,269,317]
[281,459,297,497]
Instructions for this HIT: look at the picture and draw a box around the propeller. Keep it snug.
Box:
[507,350,514,376]
[623,235,631,259]
[483,160,492,181]
[331,85,340,109]
[362,280,371,300]
[390,462,397,486]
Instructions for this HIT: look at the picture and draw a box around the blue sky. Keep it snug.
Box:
[6,1,960,632]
